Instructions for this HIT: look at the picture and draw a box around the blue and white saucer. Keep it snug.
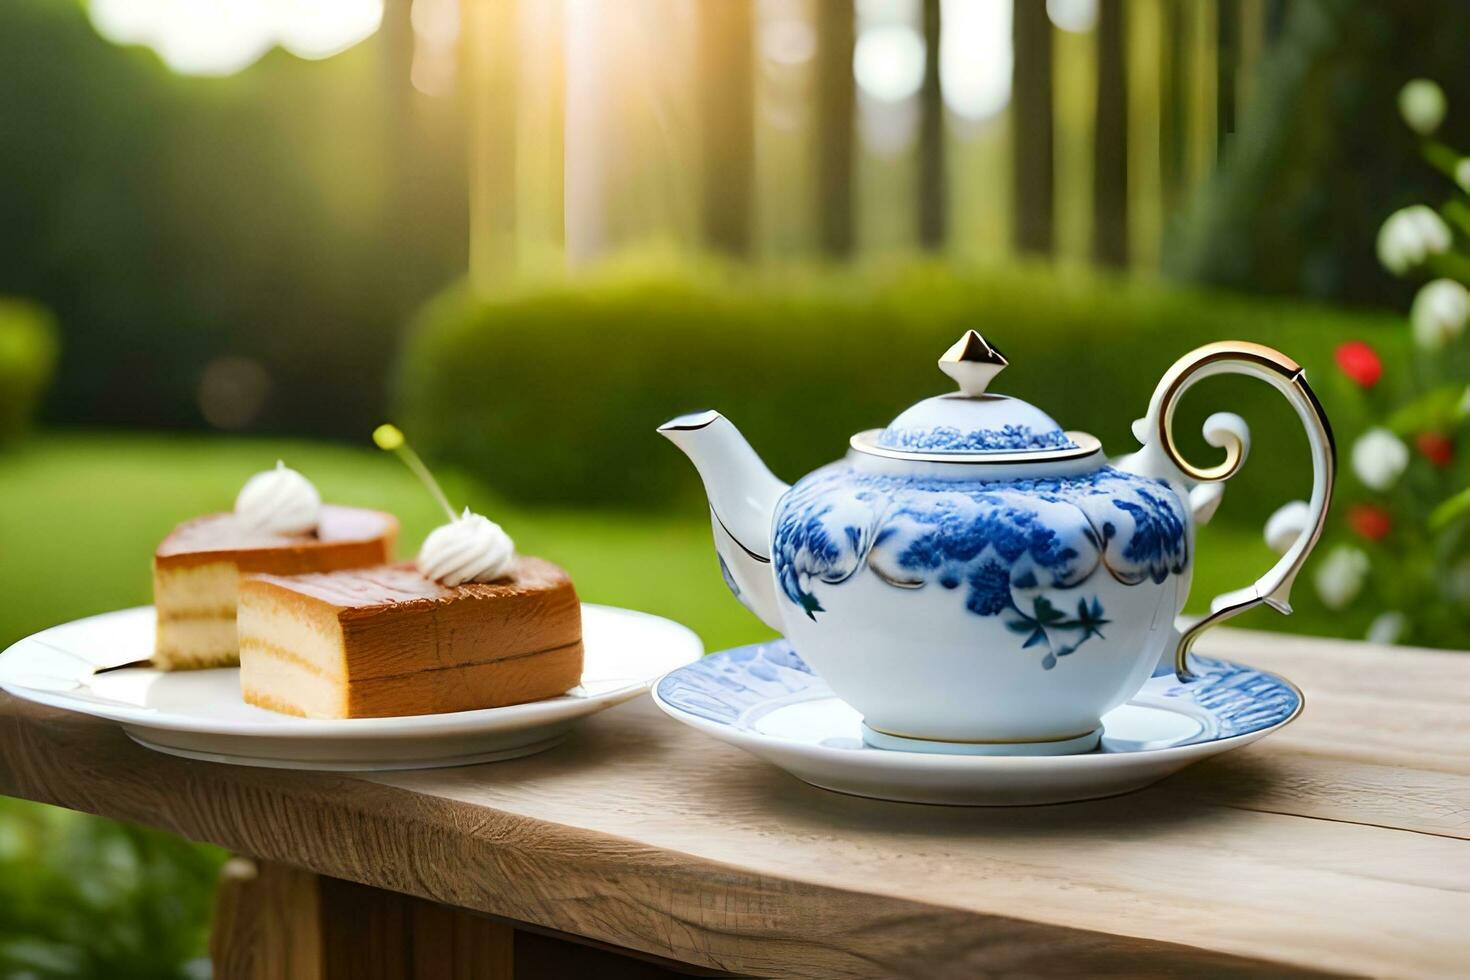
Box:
[653,641,1302,806]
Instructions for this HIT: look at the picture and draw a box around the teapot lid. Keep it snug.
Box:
[851,331,1100,464]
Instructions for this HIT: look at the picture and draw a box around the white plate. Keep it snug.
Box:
[652,640,1302,806]
[0,604,702,771]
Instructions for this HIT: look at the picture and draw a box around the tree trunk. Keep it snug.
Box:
[1011,0,1053,255]
[1216,0,1240,156]
[515,0,566,270]
[1159,0,1186,217]
[696,0,754,256]
[814,0,856,258]
[917,0,945,250]
[464,0,518,291]
[562,1,610,265]
[1092,0,1128,266]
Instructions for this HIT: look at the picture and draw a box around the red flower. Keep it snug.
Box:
[1335,340,1383,388]
[1416,431,1455,467]
[1348,503,1393,541]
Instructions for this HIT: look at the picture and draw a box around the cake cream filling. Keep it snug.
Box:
[238,591,350,717]
[153,562,242,669]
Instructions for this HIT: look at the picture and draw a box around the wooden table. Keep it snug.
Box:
[1,627,1467,979]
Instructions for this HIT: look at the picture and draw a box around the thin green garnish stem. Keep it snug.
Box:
[398,443,457,523]
[373,423,457,522]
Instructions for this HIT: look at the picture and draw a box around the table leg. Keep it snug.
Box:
[210,857,512,979]
[209,857,709,979]
[210,858,324,978]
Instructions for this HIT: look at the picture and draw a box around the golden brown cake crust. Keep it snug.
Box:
[238,557,584,718]
[155,505,398,573]
[244,556,572,612]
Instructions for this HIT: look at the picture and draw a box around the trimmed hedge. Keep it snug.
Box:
[396,259,1404,525]
[0,299,57,444]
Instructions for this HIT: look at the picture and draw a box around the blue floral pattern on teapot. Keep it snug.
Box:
[876,424,1078,453]
[773,464,1189,669]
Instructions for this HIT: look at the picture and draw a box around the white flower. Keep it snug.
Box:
[1411,278,1470,350]
[1399,79,1447,135]
[1366,611,1407,645]
[1351,428,1410,491]
[1457,159,1470,195]
[1263,500,1310,555]
[1314,546,1369,611]
[1377,205,1452,276]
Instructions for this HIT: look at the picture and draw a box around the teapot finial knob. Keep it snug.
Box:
[938,330,1008,397]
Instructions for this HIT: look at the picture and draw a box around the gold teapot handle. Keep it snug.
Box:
[1138,342,1337,680]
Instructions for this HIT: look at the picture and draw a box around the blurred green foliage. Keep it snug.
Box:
[0,798,222,979]
[1168,0,1470,307]
[0,0,464,437]
[398,258,1405,521]
[1292,80,1470,650]
[0,300,57,445]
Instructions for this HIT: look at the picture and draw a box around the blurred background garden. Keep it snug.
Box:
[3,0,1470,975]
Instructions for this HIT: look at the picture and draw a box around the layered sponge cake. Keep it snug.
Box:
[237,558,582,718]
[153,506,397,670]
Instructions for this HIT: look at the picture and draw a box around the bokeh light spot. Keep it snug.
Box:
[854,24,926,104]
[87,0,382,77]
[940,0,1012,120]
[198,356,270,430]
[1046,0,1099,34]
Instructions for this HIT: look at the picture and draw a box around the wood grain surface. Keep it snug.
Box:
[2,627,1467,978]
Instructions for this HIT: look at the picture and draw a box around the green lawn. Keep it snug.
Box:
[0,430,1312,978]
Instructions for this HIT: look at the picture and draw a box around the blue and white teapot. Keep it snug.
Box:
[660,333,1334,755]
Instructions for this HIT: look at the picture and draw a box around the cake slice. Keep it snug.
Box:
[153,505,397,670]
[236,558,583,719]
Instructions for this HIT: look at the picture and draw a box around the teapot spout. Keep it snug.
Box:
[658,411,788,632]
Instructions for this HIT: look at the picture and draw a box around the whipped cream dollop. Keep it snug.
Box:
[234,460,322,535]
[417,509,516,586]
